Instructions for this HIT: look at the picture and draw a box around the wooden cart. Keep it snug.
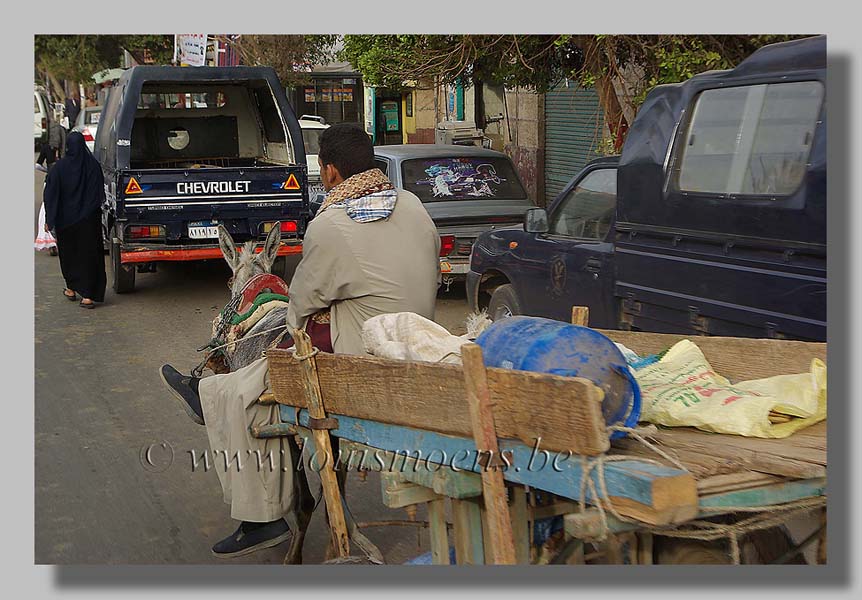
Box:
[255,309,826,565]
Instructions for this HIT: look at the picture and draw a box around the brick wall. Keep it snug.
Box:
[407,128,435,144]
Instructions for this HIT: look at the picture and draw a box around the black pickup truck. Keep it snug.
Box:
[95,66,309,292]
[468,35,826,341]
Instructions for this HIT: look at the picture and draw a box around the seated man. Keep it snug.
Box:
[159,123,441,558]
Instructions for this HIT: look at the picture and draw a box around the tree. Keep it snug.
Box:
[214,35,338,87]
[34,35,174,99]
[340,35,581,93]
[339,34,806,148]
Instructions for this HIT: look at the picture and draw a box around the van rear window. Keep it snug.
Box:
[401,157,527,202]
[674,81,823,197]
[137,92,226,109]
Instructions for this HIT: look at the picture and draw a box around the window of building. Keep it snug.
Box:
[674,81,823,196]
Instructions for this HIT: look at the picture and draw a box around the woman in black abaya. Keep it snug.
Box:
[43,131,107,308]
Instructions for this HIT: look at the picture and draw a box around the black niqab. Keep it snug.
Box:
[43,131,105,231]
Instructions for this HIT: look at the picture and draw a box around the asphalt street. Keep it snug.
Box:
[33,168,472,564]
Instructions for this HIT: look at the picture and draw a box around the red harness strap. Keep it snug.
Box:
[236,273,290,316]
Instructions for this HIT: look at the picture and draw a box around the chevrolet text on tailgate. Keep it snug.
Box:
[95,65,309,293]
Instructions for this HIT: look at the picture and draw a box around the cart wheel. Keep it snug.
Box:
[655,539,731,564]
[111,240,135,293]
[654,526,803,565]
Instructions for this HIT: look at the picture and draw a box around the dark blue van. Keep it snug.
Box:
[467,36,826,341]
[95,66,309,292]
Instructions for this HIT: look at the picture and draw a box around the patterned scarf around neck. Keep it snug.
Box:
[319,168,397,223]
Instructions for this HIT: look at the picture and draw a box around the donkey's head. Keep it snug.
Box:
[218,223,282,297]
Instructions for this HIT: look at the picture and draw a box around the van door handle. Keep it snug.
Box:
[585,258,602,271]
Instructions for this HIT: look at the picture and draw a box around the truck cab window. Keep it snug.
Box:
[675,81,823,196]
[549,168,617,239]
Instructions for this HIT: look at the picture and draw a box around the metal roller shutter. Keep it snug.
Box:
[544,82,604,205]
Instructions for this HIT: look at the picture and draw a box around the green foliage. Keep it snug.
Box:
[340,35,582,93]
[35,35,174,83]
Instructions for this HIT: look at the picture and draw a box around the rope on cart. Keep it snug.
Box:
[574,423,826,564]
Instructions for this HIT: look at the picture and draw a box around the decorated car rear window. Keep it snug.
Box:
[401,157,527,201]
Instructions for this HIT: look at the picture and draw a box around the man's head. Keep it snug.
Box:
[317,123,375,191]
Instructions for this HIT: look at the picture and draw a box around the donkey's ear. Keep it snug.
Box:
[258,222,282,272]
[217,224,239,271]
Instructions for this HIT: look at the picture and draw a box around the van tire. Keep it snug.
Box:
[111,240,135,293]
[271,256,288,282]
[488,284,522,321]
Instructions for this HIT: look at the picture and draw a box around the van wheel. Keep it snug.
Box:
[110,240,135,293]
[488,284,521,321]
[270,256,288,282]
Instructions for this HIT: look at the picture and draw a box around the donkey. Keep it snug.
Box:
[216,224,293,372]
[215,223,316,564]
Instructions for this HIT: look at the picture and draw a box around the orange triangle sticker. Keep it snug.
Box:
[283,173,300,190]
[125,177,143,194]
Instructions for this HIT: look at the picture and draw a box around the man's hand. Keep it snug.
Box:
[44,223,49,232]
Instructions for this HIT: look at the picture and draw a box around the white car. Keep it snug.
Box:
[299,115,329,209]
[73,106,102,153]
[34,89,51,148]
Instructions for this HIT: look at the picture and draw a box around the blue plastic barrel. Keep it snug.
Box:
[474,316,640,440]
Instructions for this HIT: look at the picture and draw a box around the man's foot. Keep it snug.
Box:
[35,163,48,173]
[158,365,204,425]
[212,519,292,558]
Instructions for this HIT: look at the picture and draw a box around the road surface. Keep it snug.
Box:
[34,169,472,564]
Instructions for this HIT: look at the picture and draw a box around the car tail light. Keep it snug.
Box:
[128,225,165,239]
[440,235,455,257]
[261,221,298,234]
[41,117,47,130]
[81,128,94,142]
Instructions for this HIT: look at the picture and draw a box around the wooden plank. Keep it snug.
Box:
[268,348,610,456]
[461,343,516,565]
[598,330,826,382]
[336,438,482,499]
[280,407,697,526]
[452,498,485,565]
[428,498,450,565]
[508,486,530,564]
[379,473,441,508]
[567,477,826,538]
[636,532,654,565]
[292,329,350,559]
[696,472,784,495]
[817,507,827,564]
[639,428,825,479]
[613,438,753,479]
[571,306,590,326]
[699,477,826,510]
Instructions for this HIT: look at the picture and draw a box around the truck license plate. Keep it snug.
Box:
[440,260,469,274]
[188,220,220,239]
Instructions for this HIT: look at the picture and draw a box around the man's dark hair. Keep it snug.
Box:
[317,122,376,179]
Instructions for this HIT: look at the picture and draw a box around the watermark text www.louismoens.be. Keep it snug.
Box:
[139,437,577,475]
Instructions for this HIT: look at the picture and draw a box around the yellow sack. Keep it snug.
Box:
[634,340,826,438]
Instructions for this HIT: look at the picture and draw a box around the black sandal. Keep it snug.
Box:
[79,300,95,310]
[63,289,77,301]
